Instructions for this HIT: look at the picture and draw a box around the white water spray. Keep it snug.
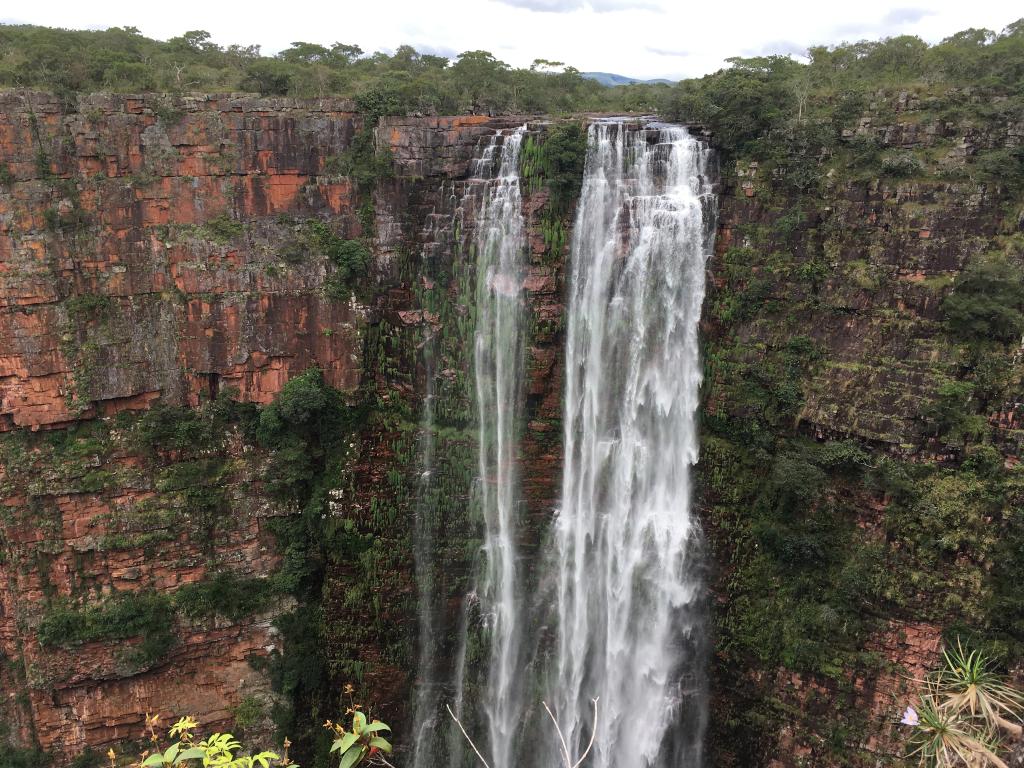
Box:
[545,120,716,768]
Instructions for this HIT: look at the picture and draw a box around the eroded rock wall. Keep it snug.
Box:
[0,94,566,764]
[702,94,1024,766]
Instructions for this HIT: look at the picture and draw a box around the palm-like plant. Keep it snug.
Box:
[936,640,1024,739]
[903,639,1024,768]
[907,687,1008,768]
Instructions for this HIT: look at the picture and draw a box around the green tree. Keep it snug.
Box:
[943,258,1024,346]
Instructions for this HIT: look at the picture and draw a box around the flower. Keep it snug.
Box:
[900,705,919,726]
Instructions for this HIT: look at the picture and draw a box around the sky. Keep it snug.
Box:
[2,0,1022,80]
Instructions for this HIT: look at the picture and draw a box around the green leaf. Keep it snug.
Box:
[165,744,180,763]
[340,745,366,768]
[352,711,366,734]
[176,747,207,761]
[142,755,166,767]
[362,722,391,734]
[368,737,392,754]
[332,733,359,755]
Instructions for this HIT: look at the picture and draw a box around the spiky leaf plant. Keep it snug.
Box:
[936,639,1024,738]
[906,688,1008,768]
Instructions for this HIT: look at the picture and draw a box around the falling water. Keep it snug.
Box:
[544,120,716,768]
[411,329,440,768]
[470,126,529,768]
[410,185,456,768]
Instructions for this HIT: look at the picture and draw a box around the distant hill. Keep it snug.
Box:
[581,72,675,87]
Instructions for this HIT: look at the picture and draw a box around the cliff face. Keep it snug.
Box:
[0,93,565,763]
[702,94,1024,765]
[1,89,1021,768]
[0,93,370,429]
[0,91,367,759]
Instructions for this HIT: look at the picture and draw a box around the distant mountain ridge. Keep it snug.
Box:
[581,72,675,87]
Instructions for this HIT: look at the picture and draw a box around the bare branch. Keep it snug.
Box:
[543,696,600,768]
[571,698,600,768]
[543,701,573,768]
[446,704,493,768]
[447,696,599,768]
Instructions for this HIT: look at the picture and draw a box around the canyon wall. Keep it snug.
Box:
[0,92,565,763]
[1,88,1022,767]
[702,92,1024,765]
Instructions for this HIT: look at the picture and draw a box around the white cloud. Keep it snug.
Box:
[490,0,663,12]
[4,0,1022,81]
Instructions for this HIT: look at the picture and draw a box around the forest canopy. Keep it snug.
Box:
[0,19,1022,140]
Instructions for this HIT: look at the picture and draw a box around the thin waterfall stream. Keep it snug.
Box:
[470,126,529,768]
[411,127,530,768]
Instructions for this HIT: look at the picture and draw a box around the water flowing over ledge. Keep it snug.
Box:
[470,126,530,768]
[545,119,717,768]
[417,119,716,768]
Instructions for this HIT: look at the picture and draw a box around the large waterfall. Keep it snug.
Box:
[427,120,714,768]
[542,120,715,768]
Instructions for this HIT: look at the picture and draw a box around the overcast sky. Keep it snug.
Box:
[3,0,1022,80]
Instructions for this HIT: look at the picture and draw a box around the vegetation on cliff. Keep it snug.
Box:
[903,641,1024,767]
[693,18,1024,768]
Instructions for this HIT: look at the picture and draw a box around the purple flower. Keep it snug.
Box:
[900,705,919,726]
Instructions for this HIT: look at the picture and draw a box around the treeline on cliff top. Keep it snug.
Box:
[0,20,1022,127]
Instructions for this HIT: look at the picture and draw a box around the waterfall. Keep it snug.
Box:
[411,281,441,768]
[471,126,529,768]
[435,127,530,768]
[544,120,716,768]
[431,120,713,768]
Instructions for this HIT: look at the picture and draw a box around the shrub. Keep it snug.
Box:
[331,129,392,191]
[255,368,354,504]
[943,257,1024,346]
[353,87,411,120]
[972,145,1024,191]
[202,215,245,244]
[37,591,175,666]
[520,123,587,214]
[232,696,266,731]
[134,395,254,455]
[846,132,883,169]
[175,573,281,622]
[921,380,988,444]
[240,60,294,96]
[880,151,924,177]
[0,744,52,768]
[65,293,113,323]
[305,223,370,291]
